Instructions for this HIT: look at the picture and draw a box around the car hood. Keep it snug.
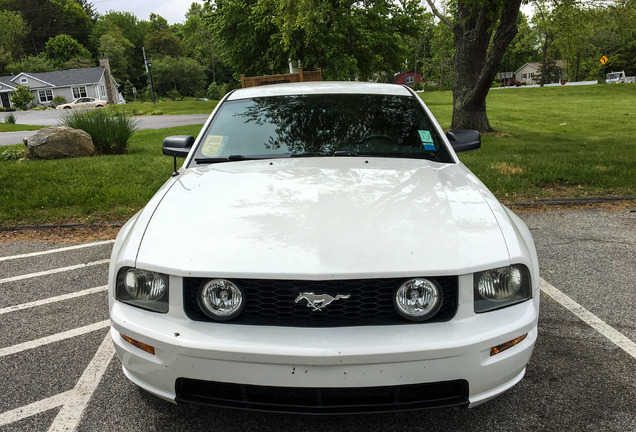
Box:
[135,158,512,279]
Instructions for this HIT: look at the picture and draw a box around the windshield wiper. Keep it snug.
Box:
[291,151,359,158]
[195,155,280,164]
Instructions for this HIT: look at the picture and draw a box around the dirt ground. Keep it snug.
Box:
[1,200,634,244]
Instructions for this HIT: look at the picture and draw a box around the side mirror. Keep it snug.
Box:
[446,130,481,153]
[162,135,194,177]
[162,135,194,158]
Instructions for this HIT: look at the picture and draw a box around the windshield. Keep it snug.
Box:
[192,93,454,163]
[607,73,620,79]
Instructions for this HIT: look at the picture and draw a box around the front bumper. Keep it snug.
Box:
[110,284,539,413]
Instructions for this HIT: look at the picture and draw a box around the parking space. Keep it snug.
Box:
[0,208,634,431]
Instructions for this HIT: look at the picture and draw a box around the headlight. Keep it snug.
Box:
[474,265,531,313]
[197,279,244,321]
[116,267,169,313]
[394,278,442,321]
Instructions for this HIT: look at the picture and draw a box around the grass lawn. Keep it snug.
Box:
[0,84,634,225]
[419,84,635,201]
[107,99,218,116]
[0,124,47,132]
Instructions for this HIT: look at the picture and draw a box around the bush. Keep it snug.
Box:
[151,110,163,115]
[4,113,16,124]
[60,109,139,155]
[207,83,221,100]
[11,85,34,110]
[51,95,67,108]
[1,148,27,161]
[412,81,425,91]
[30,106,45,111]
[166,89,181,101]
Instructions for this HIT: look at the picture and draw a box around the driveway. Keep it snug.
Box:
[0,111,209,146]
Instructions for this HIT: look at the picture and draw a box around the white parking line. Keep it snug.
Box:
[0,259,110,284]
[0,285,108,315]
[48,333,115,432]
[0,240,114,262]
[541,279,636,360]
[0,391,72,427]
[0,320,110,358]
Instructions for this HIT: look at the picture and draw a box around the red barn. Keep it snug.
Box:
[394,72,424,86]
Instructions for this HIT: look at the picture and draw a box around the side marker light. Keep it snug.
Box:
[121,333,156,355]
[490,334,528,356]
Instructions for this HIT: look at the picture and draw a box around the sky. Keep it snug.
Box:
[92,0,205,24]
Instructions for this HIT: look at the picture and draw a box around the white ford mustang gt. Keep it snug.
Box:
[109,81,539,414]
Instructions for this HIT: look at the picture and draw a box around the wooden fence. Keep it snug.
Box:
[241,68,322,88]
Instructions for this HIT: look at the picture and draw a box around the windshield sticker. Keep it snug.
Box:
[418,130,436,150]
[201,135,226,157]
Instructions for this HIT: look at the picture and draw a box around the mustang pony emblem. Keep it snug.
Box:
[295,292,350,311]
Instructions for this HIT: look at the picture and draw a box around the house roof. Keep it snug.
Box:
[0,67,105,88]
[0,76,17,90]
[515,60,565,75]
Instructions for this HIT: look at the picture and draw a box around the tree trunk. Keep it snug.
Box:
[427,0,522,132]
[451,0,522,131]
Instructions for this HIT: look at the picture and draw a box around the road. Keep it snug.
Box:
[0,111,209,146]
[0,207,634,431]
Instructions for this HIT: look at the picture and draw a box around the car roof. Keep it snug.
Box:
[227,81,413,100]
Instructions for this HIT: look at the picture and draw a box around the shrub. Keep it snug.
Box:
[412,81,425,91]
[5,113,16,124]
[51,95,67,108]
[151,110,163,115]
[11,85,34,110]
[31,106,45,111]
[207,82,221,100]
[1,148,27,161]
[60,109,139,155]
[166,89,181,101]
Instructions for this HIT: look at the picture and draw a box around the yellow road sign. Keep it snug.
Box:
[600,55,608,65]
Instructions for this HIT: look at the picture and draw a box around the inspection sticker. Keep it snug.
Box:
[418,130,436,150]
[201,135,226,157]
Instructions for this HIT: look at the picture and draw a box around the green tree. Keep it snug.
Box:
[427,21,455,90]
[426,0,524,131]
[181,3,221,82]
[98,26,135,81]
[11,86,35,110]
[44,34,91,66]
[0,0,93,54]
[150,56,207,96]
[500,12,539,76]
[5,54,57,74]
[144,30,185,57]
[123,80,135,102]
[0,10,29,73]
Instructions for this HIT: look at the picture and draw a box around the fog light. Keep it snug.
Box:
[394,278,442,321]
[198,279,244,321]
[490,334,528,356]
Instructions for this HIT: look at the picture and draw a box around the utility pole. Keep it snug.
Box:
[142,47,156,104]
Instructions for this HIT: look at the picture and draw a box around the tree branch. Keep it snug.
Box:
[424,0,453,27]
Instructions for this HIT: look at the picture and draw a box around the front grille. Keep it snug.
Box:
[175,379,469,414]
[183,277,458,326]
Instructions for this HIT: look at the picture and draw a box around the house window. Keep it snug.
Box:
[406,75,414,84]
[38,89,53,103]
[100,85,106,99]
[529,72,534,78]
[72,86,88,99]
[522,73,527,79]
[20,77,28,84]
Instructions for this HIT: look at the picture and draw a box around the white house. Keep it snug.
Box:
[514,60,565,84]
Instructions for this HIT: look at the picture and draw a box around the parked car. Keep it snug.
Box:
[55,97,108,109]
[109,82,540,413]
[499,79,523,87]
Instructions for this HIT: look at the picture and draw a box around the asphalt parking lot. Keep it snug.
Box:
[0,207,634,432]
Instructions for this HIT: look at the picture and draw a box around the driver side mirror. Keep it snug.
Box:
[446,130,481,153]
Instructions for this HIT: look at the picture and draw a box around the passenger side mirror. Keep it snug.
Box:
[162,135,194,177]
[446,130,481,153]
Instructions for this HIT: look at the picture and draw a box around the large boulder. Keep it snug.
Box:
[24,126,96,159]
